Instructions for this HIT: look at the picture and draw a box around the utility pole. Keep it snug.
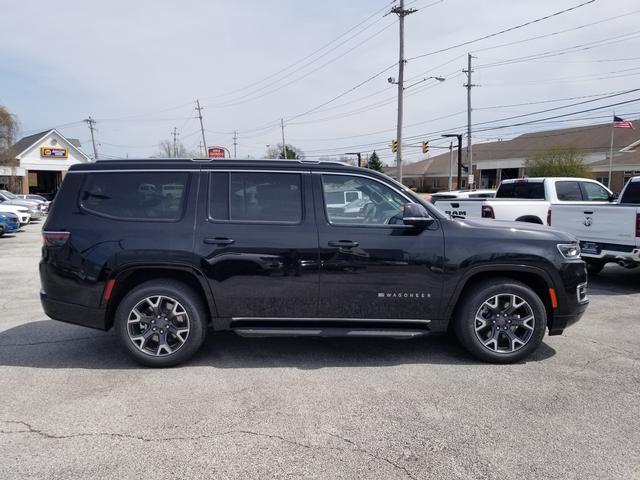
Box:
[233,130,238,158]
[171,127,179,158]
[195,100,207,156]
[442,133,463,189]
[463,54,476,189]
[280,118,286,159]
[84,116,98,160]
[391,0,416,185]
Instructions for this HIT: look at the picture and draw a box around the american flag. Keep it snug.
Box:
[613,115,634,129]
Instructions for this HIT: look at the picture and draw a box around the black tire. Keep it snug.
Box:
[114,279,208,367]
[454,278,547,363]
[585,259,606,276]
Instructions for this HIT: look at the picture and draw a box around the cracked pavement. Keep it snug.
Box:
[1,223,639,479]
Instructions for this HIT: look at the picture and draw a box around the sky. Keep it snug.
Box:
[1,0,640,164]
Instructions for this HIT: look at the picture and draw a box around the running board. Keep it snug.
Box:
[232,327,429,339]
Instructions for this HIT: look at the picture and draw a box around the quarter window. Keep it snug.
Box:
[321,174,407,225]
[80,172,188,220]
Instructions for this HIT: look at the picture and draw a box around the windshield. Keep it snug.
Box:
[1,190,17,199]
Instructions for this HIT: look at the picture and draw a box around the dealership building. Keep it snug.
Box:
[0,129,90,195]
[386,121,640,193]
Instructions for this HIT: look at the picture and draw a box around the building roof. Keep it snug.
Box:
[12,129,83,157]
[395,120,640,177]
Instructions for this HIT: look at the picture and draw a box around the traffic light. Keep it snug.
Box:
[391,139,398,153]
[421,140,429,154]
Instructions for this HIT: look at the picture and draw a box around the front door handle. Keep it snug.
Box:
[328,240,359,248]
[204,237,235,246]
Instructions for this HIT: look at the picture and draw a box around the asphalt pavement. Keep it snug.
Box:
[0,222,638,479]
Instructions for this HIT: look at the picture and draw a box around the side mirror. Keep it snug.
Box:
[609,192,619,202]
[402,203,432,227]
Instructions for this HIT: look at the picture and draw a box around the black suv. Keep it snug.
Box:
[40,159,588,366]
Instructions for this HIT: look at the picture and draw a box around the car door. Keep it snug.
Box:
[313,171,444,320]
[194,168,319,319]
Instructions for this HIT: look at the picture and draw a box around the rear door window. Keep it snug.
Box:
[209,172,302,223]
[555,181,583,201]
[80,171,189,220]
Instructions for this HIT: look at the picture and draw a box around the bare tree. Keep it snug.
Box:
[153,140,197,158]
[0,106,22,191]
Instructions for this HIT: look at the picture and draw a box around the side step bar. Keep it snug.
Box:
[233,327,429,339]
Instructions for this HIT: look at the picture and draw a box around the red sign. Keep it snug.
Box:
[208,147,226,159]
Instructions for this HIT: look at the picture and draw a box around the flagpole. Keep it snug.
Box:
[608,112,615,189]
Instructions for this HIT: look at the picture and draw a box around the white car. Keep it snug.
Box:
[550,176,640,274]
[433,177,612,224]
[430,189,496,202]
[0,203,31,225]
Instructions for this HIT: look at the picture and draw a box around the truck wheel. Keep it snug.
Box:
[454,278,546,363]
[585,259,606,276]
[114,279,208,367]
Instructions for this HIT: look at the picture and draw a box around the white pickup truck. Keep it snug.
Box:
[432,177,614,224]
[549,176,640,274]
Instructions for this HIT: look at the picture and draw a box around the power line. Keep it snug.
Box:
[406,0,596,61]
[199,1,395,103]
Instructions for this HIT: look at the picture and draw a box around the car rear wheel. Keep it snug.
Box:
[115,280,208,367]
[454,278,546,363]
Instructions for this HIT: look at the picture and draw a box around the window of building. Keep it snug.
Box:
[432,178,439,189]
[595,177,609,187]
[80,172,189,221]
[321,174,407,226]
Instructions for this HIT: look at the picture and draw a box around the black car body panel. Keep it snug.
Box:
[40,159,588,337]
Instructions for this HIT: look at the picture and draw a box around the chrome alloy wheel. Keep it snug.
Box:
[127,295,190,357]
[474,293,535,354]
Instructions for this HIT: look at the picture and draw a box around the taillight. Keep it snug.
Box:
[636,213,640,237]
[481,205,495,219]
[43,231,70,247]
[547,208,552,226]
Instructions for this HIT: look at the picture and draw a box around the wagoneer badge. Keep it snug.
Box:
[378,292,431,299]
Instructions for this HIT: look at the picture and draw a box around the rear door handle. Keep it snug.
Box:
[328,240,359,248]
[204,237,235,246]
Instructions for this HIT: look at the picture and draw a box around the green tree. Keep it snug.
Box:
[525,146,592,178]
[265,143,304,159]
[367,150,384,172]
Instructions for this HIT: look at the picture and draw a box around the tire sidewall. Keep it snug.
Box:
[455,279,547,363]
[115,280,207,367]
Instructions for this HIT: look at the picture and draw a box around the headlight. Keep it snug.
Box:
[557,243,581,259]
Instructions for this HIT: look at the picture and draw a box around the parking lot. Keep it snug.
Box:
[0,222,638,480]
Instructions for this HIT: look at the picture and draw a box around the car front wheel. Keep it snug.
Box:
[455,278,547,363]
[114,280,208,367]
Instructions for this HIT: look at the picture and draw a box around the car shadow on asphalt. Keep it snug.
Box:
[0,320,556,370]
[588,264,640,296]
